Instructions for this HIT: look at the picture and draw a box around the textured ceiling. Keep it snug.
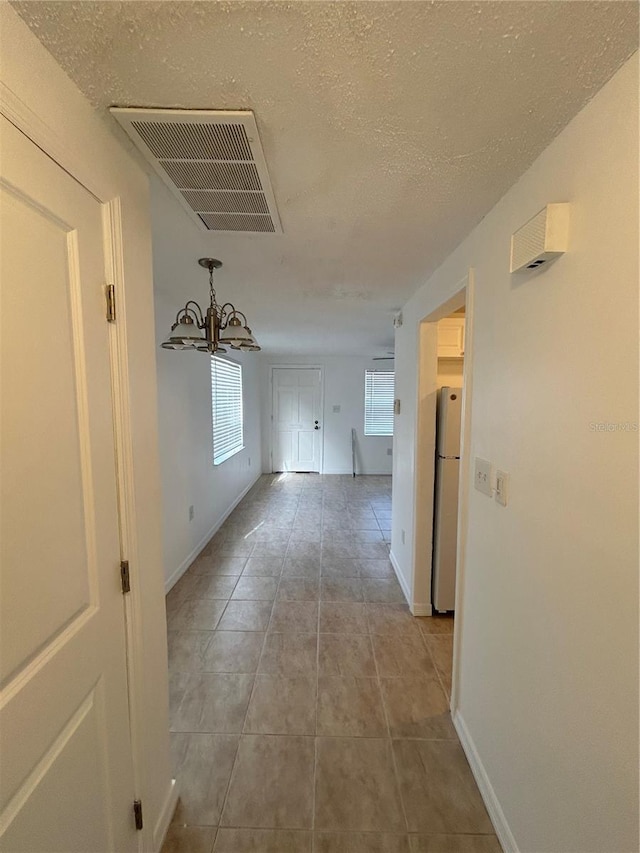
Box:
[12,1,638,355]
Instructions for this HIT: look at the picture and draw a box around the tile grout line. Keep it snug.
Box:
[312,486,323,835]
[368,507,412,838]
[422,629,451,703]
[208,494,268,833]
[195,571,248,833]
[203,492,248,823]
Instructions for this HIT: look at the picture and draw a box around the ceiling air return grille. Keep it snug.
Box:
[110,108,281,234]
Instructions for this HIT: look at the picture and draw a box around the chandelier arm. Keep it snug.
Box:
[184,301,205,326]
[171,305,202,330]
[218,302,239,328]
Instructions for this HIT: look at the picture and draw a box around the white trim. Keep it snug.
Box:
[0,81,108,202]
[411,277,468,616]
[407,270,474,712]
[389,549,412,609]
[390,550,432,613]
[103,199,147,853]
[410,602,433,617]
[450,269,476,712]
[165,471,262,593]
[152,777,179,853]
[453,710,517,853]
[409,317,438,613]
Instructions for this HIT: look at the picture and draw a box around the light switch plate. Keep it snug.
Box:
[474,458,493,497]
[495,470,509,506]
[332,405,341,413]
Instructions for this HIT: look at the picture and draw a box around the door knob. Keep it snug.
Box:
[314,421,320,430]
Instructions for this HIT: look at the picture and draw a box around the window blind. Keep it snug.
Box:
[211,356,244,465]
[364,370,395,436]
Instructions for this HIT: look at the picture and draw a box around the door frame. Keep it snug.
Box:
[269,364,324,474]
[412,270,475,715]
[0,86,153,851]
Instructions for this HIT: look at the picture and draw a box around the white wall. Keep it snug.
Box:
[260,355,393,475]
[0,7,173,849]
[151,180,262,590]
[392,57,638,853]
[437,357,464,389]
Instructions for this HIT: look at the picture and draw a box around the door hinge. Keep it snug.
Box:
[133,800,143,831]
[120,560,131,594]
[105,284,116,322]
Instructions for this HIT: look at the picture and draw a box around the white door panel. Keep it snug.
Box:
[1,688,112,853]
[0,118,136,851]
[298,388,315,423]
[278,388,296,424]
[297,431,314,465]
[433,457,460,612]
[272,368,321,472]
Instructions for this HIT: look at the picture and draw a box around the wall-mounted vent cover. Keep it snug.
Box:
[510,203,569,273]
[110,108,282,234]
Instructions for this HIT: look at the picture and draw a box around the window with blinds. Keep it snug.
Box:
[364,370,395,436]
[211,356,244,465]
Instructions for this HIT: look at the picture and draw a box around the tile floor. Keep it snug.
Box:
[163,474,500,853]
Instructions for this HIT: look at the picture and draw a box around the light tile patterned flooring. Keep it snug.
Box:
[163,474,500,853]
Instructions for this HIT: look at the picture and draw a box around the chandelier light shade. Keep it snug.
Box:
[219,316,252,346]
[161,258,261,354]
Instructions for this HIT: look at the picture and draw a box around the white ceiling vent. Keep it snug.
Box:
[510,203,570,273]
[110,108,282,234]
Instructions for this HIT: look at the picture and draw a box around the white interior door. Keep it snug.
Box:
[272,368,322,472]
[432,457,460,612]
[0,117,136,852]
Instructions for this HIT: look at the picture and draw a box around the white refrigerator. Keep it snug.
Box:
[432,386,462,612]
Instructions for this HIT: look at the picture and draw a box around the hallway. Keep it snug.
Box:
[163,474,499,853]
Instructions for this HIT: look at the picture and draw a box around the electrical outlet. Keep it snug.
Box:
[401,529,405,545]
[474,458,493,497]
[495,470,509,506]
[248,456,251,467]
[188,505,195,521]
[386,447,393,456]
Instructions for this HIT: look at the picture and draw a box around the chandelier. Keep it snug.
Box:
[161,258,260,353]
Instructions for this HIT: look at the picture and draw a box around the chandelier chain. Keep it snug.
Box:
[209,264,216,307]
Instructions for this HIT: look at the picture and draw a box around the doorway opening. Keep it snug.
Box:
[432,307,465,613]
[413,271,474,710]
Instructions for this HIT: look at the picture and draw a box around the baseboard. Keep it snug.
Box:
[164,471,262,593]
[452,710,518,853]
[152,777,179,852]
[322,468,393,476]
[389,550,411,606]
[411,602,433,616]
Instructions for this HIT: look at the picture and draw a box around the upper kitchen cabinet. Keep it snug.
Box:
[438,317,465,358]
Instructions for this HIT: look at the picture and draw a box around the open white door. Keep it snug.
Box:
[272,368,322,472]
[0,117,137,851]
